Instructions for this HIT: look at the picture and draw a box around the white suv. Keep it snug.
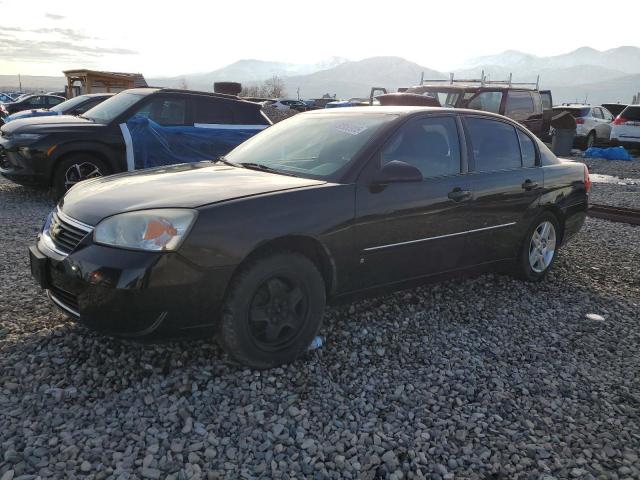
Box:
[610,105,640,149]
[552,105,614,149]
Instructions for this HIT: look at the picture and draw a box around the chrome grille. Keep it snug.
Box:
[48,210,92,254]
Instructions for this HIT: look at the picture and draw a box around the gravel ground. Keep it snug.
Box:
[1,176,640,480]
[562,155,640,209]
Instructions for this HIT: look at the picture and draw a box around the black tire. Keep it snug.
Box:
[217,252,326,369]
[584,131,596,150]
[52,154,110,198]
[515,212,561,282]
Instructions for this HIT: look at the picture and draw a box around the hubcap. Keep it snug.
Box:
[248,276,308,350]
[64,162,103,190]
[529,221,557,273]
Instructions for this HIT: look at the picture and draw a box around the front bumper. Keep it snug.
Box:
[30,233,235,338]
[0,137,53,186]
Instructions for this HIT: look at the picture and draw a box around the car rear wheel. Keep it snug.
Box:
[53,154,110,198]
[585,131,596,149]
[516,213,560,281]
[217,252,326,369]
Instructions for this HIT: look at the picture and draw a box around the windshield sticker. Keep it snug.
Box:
[334,123,368,136]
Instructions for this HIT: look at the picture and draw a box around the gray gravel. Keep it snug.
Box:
[1,176,640,479]
[567,153,640,179]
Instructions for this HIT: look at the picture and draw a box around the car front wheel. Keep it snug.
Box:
[53,154,109,198]
[516,213,560,281]
[218,252,326,369]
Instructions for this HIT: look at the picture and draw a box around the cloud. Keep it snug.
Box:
[0,29,137,64]
[45,13,65,20]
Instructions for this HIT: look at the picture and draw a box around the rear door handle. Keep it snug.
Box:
[448,188,472,202]
[522,179,539,190]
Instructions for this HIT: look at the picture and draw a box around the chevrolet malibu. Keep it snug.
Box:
[29,107,590,368]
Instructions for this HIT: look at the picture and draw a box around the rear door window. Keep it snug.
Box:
[466,91,503,113]
[193,98,234,125]
[48,97,64,106]
[592,107,604,119]
[381,116,461,178]
[505,91,534,121]
[466,117,522,171]
[540,91,552,110]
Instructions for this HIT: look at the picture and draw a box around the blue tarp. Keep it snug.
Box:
[126,116,264,170]
[583,146,633,161]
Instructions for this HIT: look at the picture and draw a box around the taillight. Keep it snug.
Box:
[584,165,591,193]
[613,116,628,125]
[575,118,585,124]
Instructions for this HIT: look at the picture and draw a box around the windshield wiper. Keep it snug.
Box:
[214,156,242,168]
[240,163,298,177]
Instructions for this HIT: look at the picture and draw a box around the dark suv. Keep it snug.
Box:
[405,84,552,139]
[0,88,271,196]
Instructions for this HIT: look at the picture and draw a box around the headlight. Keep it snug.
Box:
[12,133,44,142]
[94,209,197,251]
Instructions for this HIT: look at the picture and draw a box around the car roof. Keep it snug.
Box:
[302,105,516,120]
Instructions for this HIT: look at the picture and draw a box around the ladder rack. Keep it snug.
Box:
[420,71,540,90]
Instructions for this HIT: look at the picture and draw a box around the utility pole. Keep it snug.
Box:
[18,74,22,91]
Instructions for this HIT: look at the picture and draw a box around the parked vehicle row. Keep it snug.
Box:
[1,93,113,124]
[551,103,640,150]
[27,106,590,368]
[0,88,271,196]
[0,94,66,121]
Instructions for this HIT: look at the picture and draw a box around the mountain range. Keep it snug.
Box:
[1,46,638,105]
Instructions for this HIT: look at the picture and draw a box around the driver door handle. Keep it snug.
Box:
[522,179,539,191]
[448,188,472,202]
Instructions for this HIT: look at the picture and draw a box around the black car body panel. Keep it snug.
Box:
[29,107,588,338]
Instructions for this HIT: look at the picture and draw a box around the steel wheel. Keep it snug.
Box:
[528,221,557,273]
[248,275,308,351]
[64,161,103,190]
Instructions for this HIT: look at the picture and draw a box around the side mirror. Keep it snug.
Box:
[372,160,423,186]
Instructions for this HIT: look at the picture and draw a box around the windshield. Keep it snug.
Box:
[51,95,89,113]
[225,113,397,179]
[82,92,145,123]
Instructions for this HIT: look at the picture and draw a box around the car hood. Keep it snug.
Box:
[59,162,326,225]
[0,114,104,135]
[6,109,56,121]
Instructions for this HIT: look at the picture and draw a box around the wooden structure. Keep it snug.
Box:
[63,70,147,97]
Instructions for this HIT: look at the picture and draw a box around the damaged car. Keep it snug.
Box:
[29,107,589,368]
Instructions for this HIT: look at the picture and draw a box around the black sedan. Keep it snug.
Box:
[29,107,590,368]
[0,93,66,117]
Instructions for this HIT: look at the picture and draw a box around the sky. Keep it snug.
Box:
[1,0,639,77]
